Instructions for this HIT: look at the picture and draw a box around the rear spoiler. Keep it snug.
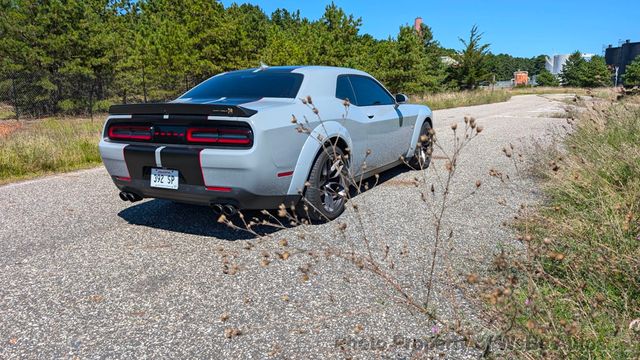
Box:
[108,103,257,118]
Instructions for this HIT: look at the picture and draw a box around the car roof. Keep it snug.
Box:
[217,66,376,99]
[228,65,369,77]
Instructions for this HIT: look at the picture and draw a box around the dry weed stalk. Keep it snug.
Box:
[480,96,640,358]
[217,97,487,354]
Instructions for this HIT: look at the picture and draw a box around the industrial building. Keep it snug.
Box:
[605,40,640,86]
[514,71,529,86]
[545,53,595,76]
[545,55,569,75]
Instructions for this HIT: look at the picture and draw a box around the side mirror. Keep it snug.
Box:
[395,93,409,104]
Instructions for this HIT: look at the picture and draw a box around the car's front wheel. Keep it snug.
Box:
[299,146,348,222]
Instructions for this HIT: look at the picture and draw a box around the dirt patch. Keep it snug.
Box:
[0,122,22,139]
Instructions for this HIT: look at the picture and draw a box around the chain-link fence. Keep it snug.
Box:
[0,71,202,121]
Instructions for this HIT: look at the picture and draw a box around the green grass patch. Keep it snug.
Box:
[0,117,103,184]
[0,105,15,120]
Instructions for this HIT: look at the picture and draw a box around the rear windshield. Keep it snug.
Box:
[180,71,304,99]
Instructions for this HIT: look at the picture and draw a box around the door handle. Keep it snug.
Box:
[367,114,375,119]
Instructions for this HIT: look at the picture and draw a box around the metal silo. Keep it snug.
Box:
[545,56,554,73]
[553,54,569,75]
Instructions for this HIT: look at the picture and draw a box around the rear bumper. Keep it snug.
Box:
[99,139,298,210]
[115,177,300,209]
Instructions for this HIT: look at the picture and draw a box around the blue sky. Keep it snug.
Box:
[220,0,639,58]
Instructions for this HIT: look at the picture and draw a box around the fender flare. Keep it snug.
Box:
[405,107,433,158]
[287,121,353,195]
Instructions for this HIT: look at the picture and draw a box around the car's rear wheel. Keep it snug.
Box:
[409,121,433,170]
[299,146,348,222]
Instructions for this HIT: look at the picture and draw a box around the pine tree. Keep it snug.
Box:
[560,52,585,87]
[377,25,445,94]
[315,3,362,67]
[2,1,475,115]
[0,0,119,114]
[582,56,611,87]
[561,52,611,87]
[449,25,490,90]
[624,56,640,86]
[536,69,559,87]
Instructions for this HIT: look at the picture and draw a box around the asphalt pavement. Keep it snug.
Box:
[0,95,569,359]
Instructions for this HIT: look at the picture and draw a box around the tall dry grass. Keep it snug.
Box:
[216,95,490,354]
[486,96,640,358]
[414,87,616,111]
[0,117,103,183]
[413,90,512,110]
[510,86,616,100]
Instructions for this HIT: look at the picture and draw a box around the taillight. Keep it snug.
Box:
[186,128,219,143]
[186,128,252,145]
[107,122,252,146]
[218,128,252,145]
[108,125,152,141]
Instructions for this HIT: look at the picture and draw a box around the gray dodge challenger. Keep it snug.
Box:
[99,66,434,221]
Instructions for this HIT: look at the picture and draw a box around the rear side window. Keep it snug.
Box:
[180,71,304,99]
[335,75,357,104]
[348,75,395,106]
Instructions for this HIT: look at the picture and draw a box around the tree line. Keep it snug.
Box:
[0,0,609,117]
[625,56,640,86]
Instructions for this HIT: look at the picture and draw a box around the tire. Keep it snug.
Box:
[408,121,433,170]
[298,146,348,222]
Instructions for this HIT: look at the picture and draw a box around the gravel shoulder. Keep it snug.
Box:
[0,95,569,359]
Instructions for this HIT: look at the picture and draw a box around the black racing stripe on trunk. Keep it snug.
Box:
[160,147,204,186]
[123,145,158,180]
